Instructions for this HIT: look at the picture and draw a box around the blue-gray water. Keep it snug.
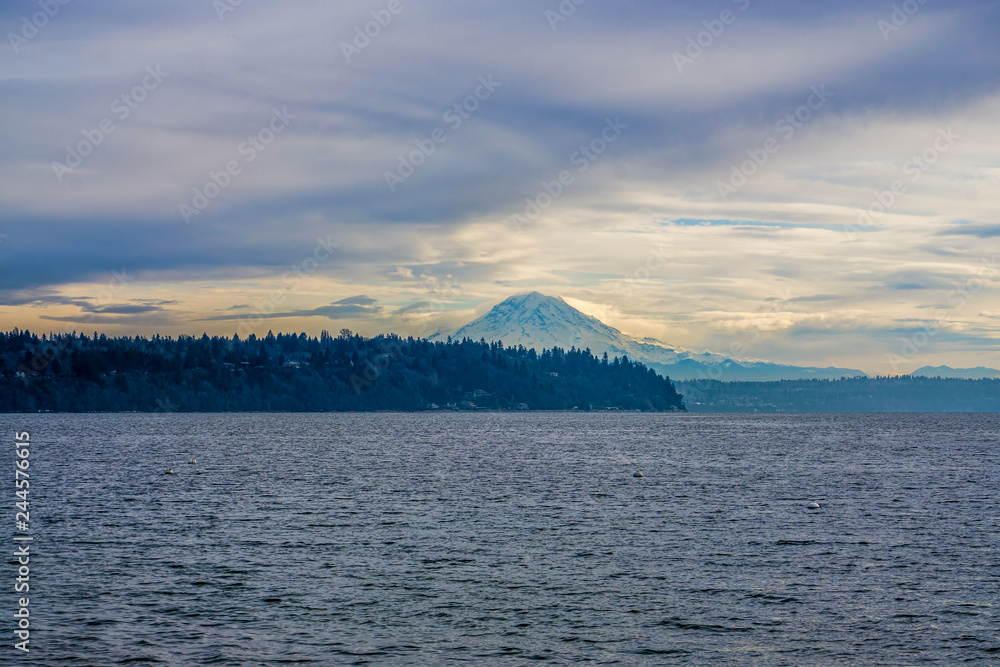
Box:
[10,412,1000,664]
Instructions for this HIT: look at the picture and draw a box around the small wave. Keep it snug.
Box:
[658,617,754,633]
[743,593,801,604]
[632,647,693,655]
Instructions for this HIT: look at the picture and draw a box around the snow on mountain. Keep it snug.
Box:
[433,292,866,381]
[440,291,711,365]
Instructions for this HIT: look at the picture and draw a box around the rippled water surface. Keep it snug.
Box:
[13,412,1000,664]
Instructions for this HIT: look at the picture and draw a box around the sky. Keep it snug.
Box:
[1,0,999,374]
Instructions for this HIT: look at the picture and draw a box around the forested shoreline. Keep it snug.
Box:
[0,329,686,412]
[677,376,1000,412]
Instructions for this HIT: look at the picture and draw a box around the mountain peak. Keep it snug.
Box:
[504,291,564,305]
[910,365,1000,379]
[439,292,867,381]
[450,292,621,351]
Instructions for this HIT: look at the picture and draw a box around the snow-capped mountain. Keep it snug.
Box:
[434,292,866,381]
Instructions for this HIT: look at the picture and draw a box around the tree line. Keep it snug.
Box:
[0,329,686,412]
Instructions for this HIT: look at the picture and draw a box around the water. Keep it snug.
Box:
[9,412,1000,664]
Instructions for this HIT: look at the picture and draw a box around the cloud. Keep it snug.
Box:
[1,1,999,371]
[332,295,377,307]
[0,289,86,307]
[81,300,176,315]
[786,295,841,303]
[39,313,166,325]
[393,301,433,316]
[195,295,383,321]
[388,266,415,279]
[940,223,1000,238]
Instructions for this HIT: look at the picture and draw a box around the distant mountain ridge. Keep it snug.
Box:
[909,365,1000,379]
[434,292,867,381]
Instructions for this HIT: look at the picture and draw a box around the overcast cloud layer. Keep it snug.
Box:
[1,0,999,373]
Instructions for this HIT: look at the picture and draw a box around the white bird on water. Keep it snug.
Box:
[633,471,644,478]
[189,459,197,464]
[807,502,820,509]
[165,469,175,475]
